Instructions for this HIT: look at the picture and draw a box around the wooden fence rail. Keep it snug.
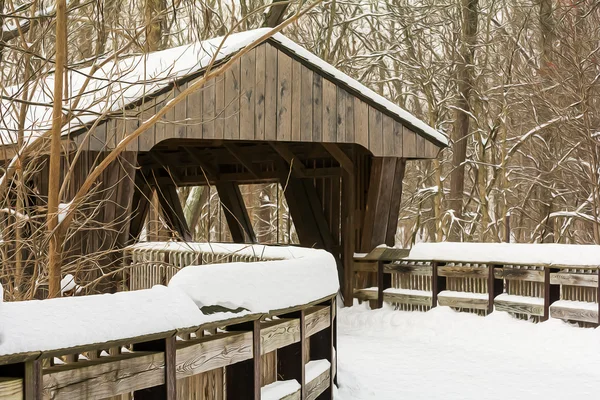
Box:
[352,247,600,326]
[0,297,336,400]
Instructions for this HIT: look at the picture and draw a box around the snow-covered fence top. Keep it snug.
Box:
[0,245,339,358]
[405,242,600,268]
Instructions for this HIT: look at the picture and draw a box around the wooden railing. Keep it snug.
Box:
[124,242,283,290]
[0,297,336,400]
[352,245,600,326]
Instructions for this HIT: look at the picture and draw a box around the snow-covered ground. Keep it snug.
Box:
[336,304,600,399]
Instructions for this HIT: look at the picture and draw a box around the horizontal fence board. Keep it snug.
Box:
[354,288,432,307]
[501,268,545,282]
[550,273,598,287]
[305,306,330,337]
[0,378,22,400]
[43,351,164,400]
[385,264,432,275]
[438,266,488,278]
[550,304,599,324]
[437,293,489,310]
[494,298,545,316]
[261,319,300,355]
[305,368,330,400]
[176,331,253,379]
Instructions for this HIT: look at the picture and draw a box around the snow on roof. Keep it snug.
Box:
[406,242,600,267]
[168,246,339,313]
[0,28,447,148]
[0,285,249,357]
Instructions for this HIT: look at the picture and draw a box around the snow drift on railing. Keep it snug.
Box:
[168,245,339,313]
[405,242,600,267]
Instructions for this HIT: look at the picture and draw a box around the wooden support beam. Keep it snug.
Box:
[322,144,354,174]
[308,299,334,400]
[182,147,219,180]
[263,0,289,27]
[277,311,306,399]
[431,262,446,308]
[155,182,192,241]
[216,182,257,243]
[224,143,261,178]
[376,261,391,309]
[226,320,261,400]
[488,264,504,314]
[0,360,42,400]
[132,337,176,400]
[270,142,307,177]
[341,168,355,307]
[543,267,561,321]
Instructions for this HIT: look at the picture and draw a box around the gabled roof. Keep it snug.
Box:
[0,28,447,148]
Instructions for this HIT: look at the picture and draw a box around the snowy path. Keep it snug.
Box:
[336,305,600,400]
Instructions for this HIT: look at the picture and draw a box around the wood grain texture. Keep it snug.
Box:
[305,306,330,337]
[291,60,302,141]
[550,304,598,323]
[261,319,300,354]
[0,378,22,400]
[240,48,256,140]
[382,115,394,156]
[186,82,202,141]
[202,77,216,139]
[437,294,489,310]
[312,74,323,142]
[224,58,241,140]
[502,268,545,282]
[336,88,346,142]
[305,368,330,400]
[368,106,383,156]
[43,352,164,400]
[402,126,417,158]
[322,79,337,143]
[277,51,292,141]
[494,298,544,316]
[175,332,253,379]
[550,272,598,287]
[353,288,432,307]
[438,266,489,278]
[255,45,266,140]
[265,44,278,141]
[300,65,313,142]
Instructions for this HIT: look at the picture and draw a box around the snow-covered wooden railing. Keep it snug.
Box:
[124,242,288,290]
[353,243,600,326]
[0,245,339,399]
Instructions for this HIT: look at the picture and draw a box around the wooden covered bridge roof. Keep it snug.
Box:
[0,29,447,160]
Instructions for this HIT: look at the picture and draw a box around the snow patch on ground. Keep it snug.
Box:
[336,304,600,399]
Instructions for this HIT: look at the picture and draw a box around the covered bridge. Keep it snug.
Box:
[0,28,447,301]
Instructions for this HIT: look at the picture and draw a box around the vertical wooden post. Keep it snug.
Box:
[132,337,176,400]
[309,298,334,399]
[226,320,261,400]
[376,260,391,309]
[155,182,192,241]
[277,311,305,398]
[0,360,42,400]
[431,262,445,308]
[216,182,257,243]
[542,267,560,321]
[342,169,355,307]
[487,265,503,314]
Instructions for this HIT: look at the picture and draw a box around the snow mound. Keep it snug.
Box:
[168,247,339,313]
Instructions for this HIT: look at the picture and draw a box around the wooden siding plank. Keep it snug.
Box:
[291,60,302,141]
[255,45,266,140]
[224,58,241,140]
[0,378,21,400]
[173,86,187,139]
[261,318,301,355]
[277,52,292,141]
[382,115,394,156]
[186,82,202,141]
[393,120,403,157]
[368,106,383,155]
[322,79,337,143]
[416,132,426,158]
[154,94,169,145]
[344,92,354,144]
[425,140,439,158]
[265,44,278,141]
[354,99,368,149]
[336,88,346,143]
[240,48,256,140]
[300,66,313,142]
[305,306,331,337]
[214,75,225,139]
[402,126,417,158]
[202,77,216,139]
[312,74,323,142]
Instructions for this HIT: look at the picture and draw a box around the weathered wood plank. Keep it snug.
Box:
[402,126,417,158]
[43,352,164,400]
[305,306,330,337]
[202,77,216,139]
[501,268,545,282]
[354,100,369,149]
[359,247,411,261]
[550,272,598,287]
[438,266,489,278]
[550,303,599,323]
[336,88,346,142]
[305,368,330,400]
[240,48,256,140]
[494,298,544,316]
[255,45,266,140]
[437,293,489,310]
[265,44,278,141]
[368,107,383,156]
[176,332,253,379]
[224,58,241,139]
[276,311,305,398]
[291,60,302,141]
[385,264,432,275]
[277,51,292,141]
[354,288,432,306]
[214,75,225,139]
[393,120,403,157]
[312,74,323,142]
[322,79,337,143]
[261,318,300,355]
[186,82,202,140]
[382,115,394,157]
[0,378,22,400]
[300,65,313,142]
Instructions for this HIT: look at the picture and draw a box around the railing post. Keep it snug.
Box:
[431,262,444,308]
[132,336,176,400]
[277,310,305,398]
[543,267,560,321]
[0,360,42,400]
[488,265,504,314]
[376,260,390,309]
[226,320,261,400]
[309,298,335,399]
